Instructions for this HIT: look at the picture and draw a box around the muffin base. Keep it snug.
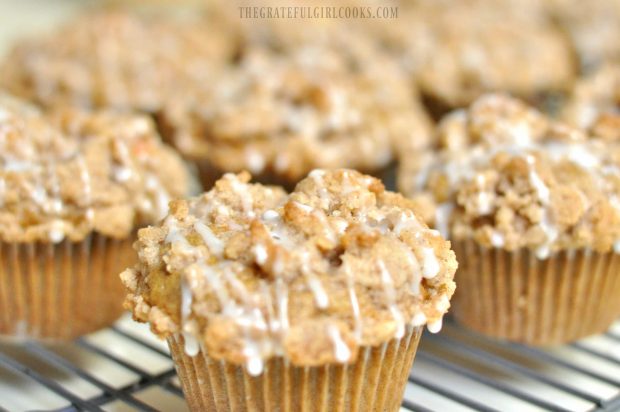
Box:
[168,326,422,412]
[452,239,620,345]
[0,233,135,340]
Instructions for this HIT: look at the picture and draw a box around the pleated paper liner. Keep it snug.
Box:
[168,326,423,412]
[451,239,620,345]
[0,232,135,341]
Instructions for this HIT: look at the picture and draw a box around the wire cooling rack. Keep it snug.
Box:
[0,315,619,412]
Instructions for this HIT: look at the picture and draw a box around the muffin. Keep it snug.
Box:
[399,94,620,344]
[0,9,237,114]
[562,64,620,140]
[0,94,195,340]
[549,0,620,69]
[160,44,432,189]
[371,0,575,113]
[122,169,457,411]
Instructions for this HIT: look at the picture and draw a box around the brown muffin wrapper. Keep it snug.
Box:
[168,326,422,412]
[452,239,620,345]
[0,233,135,341]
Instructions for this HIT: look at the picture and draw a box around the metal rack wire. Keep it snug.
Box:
[1,315,618,411]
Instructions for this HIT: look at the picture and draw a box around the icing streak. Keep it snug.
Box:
[327,325,351,362]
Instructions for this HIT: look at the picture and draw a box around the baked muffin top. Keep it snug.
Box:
[563,64,620,141]
[374,0,575,108]
[0,10,237,113]
[0,94,195,243]
[162,46,431,181]
[549,0,620,69]
[122,170,457,372]
[399,94,620,258]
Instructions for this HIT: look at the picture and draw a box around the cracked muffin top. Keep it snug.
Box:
[161,46,432,182]
[122,169,457,372]
[372,0,575,108]
[0,9,237,113]
[0,93,195,243]
[398,94,620,258]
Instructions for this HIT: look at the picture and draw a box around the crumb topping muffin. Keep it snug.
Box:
[563,64,620,140]
[0,10,237,113]
[161,47,432,183]
[399,94,620,258]
[549,0,620,69]
[375,0,575,108]
[0,93,194,243]
[122,170,456,372]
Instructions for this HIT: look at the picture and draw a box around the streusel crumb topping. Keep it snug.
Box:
[549,0,620,68]
[122,170,456,372]
[399,94,620,258]
[563,64,620,141]
[373,0,574,107]
[0,94,195,243]
[162,46,431,181]
[0,10,236,113]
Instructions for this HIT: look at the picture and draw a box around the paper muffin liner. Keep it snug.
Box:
[168,326,422,412]
[0,233,135,340]
[451,239,620,345]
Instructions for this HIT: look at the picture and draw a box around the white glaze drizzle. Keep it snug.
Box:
[301,254,329,309]
[421,247,440,278]
[193,221,224,257]
[378,260,405,339]
[77,157,94,221]
[427,317,443,334]
[405,249,422,295]
[526,156,558,259]
[327,325,351,362]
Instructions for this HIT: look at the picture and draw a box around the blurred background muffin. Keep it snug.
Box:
[160,44,432,189]
[0,9,238,115]
[0,93,196,340]
[399,94,620,344]
[548,0,620,70]
[366,0,576,116]
[562,63,620,139]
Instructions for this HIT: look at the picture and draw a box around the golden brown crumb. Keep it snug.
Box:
[122,170,457,370]
[0,93,195,242]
